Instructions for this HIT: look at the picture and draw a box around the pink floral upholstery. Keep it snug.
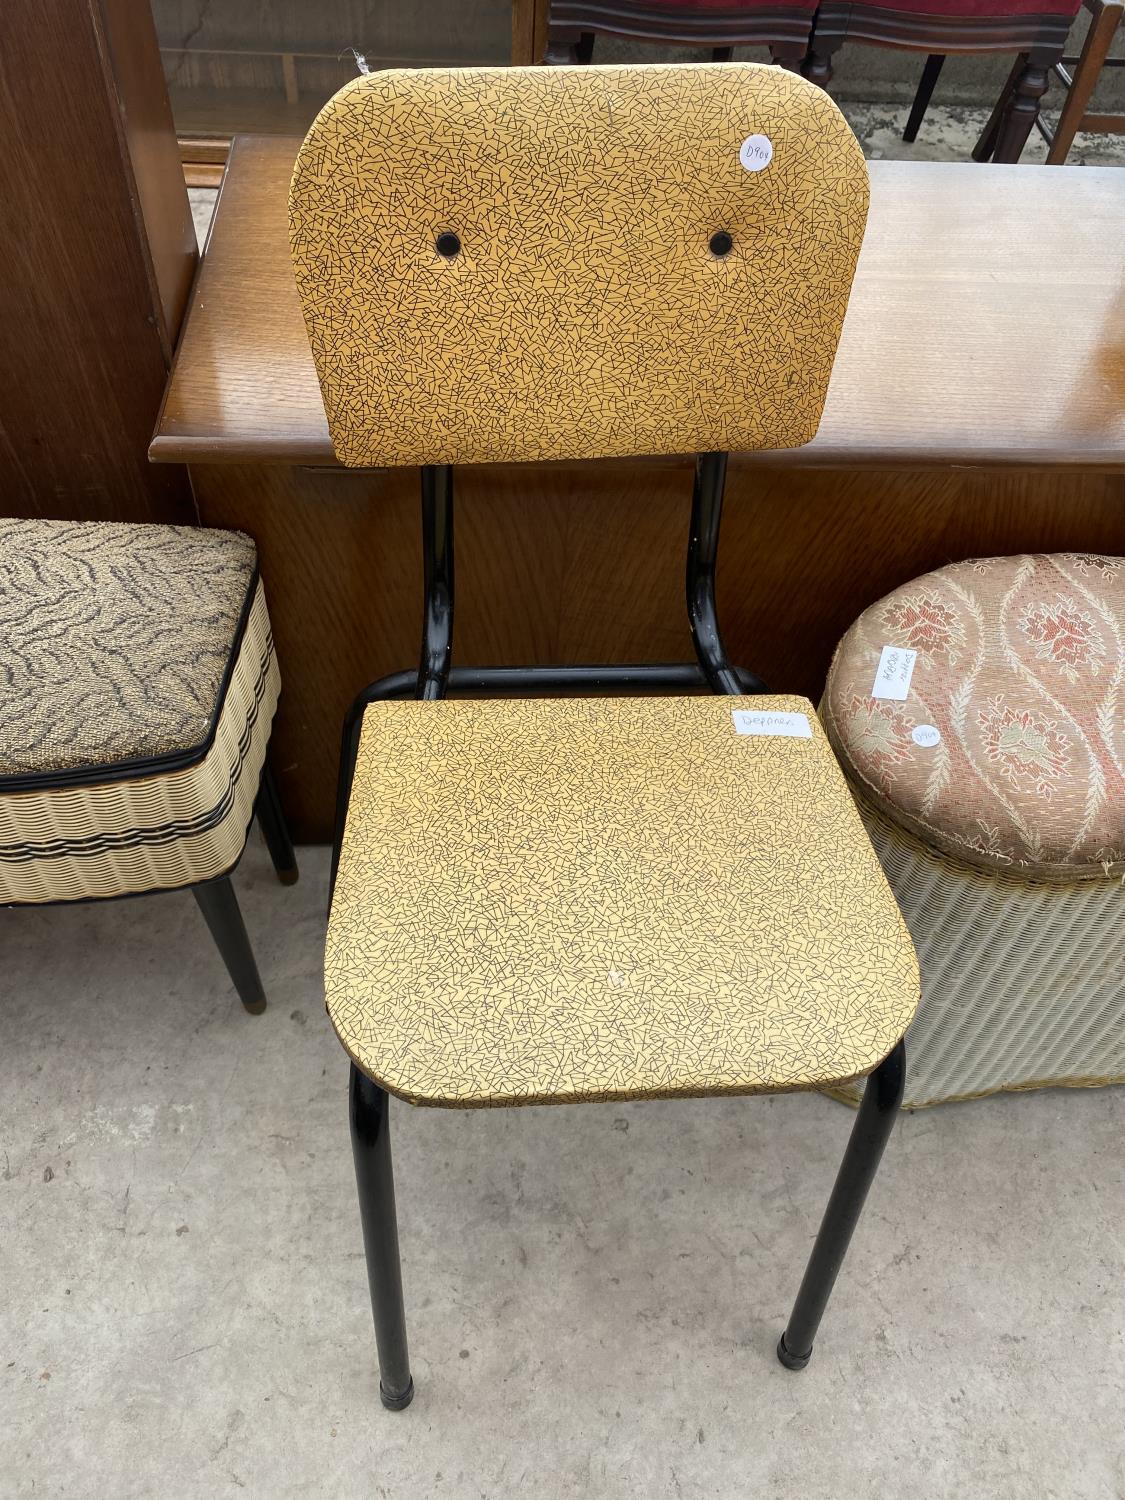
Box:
[823,554,1125,879]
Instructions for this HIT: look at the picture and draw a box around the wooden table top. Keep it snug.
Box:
[151,134,1125,471]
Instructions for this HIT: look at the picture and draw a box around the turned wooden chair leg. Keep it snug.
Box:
[973,54,1025,160]
[770,41,806,72]
[545,25,585,63]
[1048,0,1122,163]
[992,55,1052,161]
[803,43,840,88]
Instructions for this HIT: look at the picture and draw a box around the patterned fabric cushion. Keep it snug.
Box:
[0,519,257,778]
[823,554,1125,880]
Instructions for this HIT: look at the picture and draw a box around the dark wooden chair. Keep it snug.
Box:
[904,0,1123,162]
[543,0,818,70]
[806,0,1083,161]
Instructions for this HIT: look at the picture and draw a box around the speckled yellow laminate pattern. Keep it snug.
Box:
[289,64,869,467]
[325,697,918,1108]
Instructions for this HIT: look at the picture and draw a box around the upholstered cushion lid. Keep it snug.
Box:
[0,519,257,779]
[823,554,1125,879]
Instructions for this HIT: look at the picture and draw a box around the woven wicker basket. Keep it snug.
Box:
[829,796,1125,1109]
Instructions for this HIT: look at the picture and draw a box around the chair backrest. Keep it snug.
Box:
[289,63,868,468]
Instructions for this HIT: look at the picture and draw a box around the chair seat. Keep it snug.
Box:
[325,695,918,1108]
[0,518,279,904]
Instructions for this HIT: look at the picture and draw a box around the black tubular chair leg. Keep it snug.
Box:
[191,875,267,1015]
[903,53,945,142]
[778,1039,906,1370]
[350,1062,414,1409]
[254,761,299,885]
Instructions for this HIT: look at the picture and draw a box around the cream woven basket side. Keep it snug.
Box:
[829,797,1125,1109]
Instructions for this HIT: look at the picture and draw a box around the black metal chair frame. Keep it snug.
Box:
[332,452,907,1409]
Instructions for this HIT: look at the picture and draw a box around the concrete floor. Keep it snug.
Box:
[3,838,1124,1498]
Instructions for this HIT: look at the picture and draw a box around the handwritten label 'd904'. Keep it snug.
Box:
[739,135,774,172]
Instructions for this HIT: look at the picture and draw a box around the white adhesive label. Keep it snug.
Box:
[739,134,774,172]
[732,709,812,738]
[872,645,917,701]
[912,724,941,748]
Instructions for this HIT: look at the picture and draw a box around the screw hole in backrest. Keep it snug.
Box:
[435,232,461,258]
[709,231,733,257]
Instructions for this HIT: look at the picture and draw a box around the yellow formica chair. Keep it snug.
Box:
[289,62,919,1408]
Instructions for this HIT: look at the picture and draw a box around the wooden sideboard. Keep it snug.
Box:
[2,0,197,524]
[151,136,1125,840]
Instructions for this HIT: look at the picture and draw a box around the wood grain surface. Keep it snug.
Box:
[154,133,1125,839]
[152,134,1125,471]
[0,0,196,524]
[194,458,1124,840]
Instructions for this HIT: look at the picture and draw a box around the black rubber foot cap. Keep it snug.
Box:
[380,1378,415,1410]
[240,996,267,1016]
[277,865,300,887]
[777,1335,811,1371]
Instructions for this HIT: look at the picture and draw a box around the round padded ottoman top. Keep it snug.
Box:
[0,518,257,781]
[823,554,1124,880]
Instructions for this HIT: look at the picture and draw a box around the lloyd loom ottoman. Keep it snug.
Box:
[823,552,1125,1109]
[0,518,297,1013]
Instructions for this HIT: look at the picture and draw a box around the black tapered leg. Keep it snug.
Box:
[778,1040,906,1370]
[350,1062,413,1409]
[191,875,267,1014]
[903,54,945,142]
[254,762,299,886]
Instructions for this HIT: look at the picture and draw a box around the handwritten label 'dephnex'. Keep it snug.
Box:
[732,710,812,738]
[871,645,917,701]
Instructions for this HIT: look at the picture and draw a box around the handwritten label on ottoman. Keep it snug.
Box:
[912,724,941,747]
[732,710,812,738]
[872,645,917,701]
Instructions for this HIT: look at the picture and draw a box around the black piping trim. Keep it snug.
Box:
[0,565,262,794]
[0,640,274,864]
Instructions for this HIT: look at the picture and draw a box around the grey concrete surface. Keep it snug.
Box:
[3,838,1124,1498]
